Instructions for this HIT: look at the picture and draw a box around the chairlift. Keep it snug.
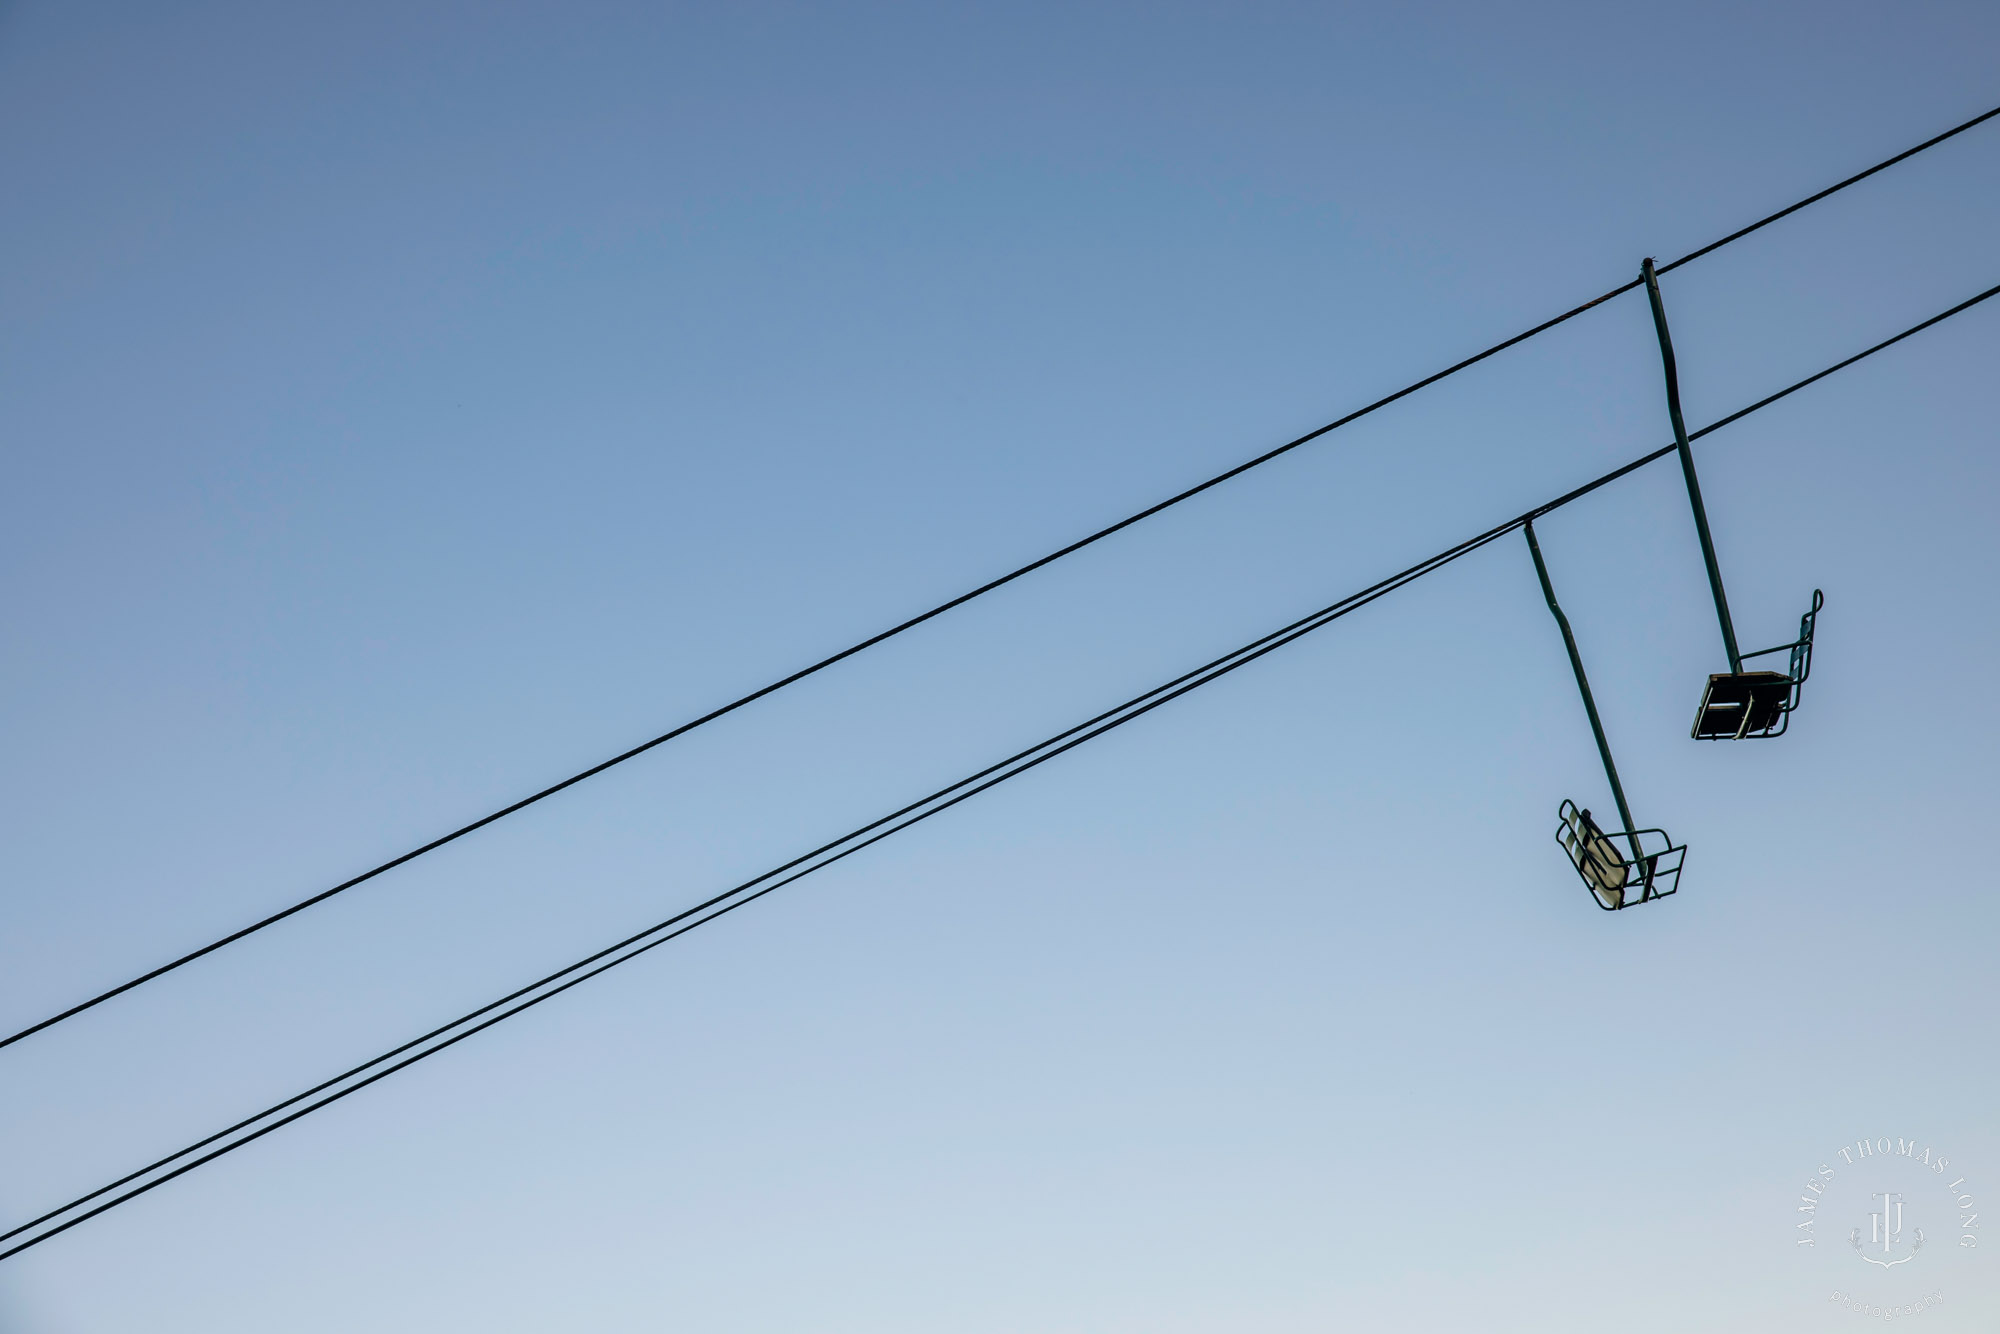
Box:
[1640,258,1824,740]
[1526,520,1685,910]
[1556,800,1680,911]
[1692,588,1823,738]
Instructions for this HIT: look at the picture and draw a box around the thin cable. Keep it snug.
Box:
[2,526,1516,1262]
[1506,277,2000,526]
[0,280,1628,1053]
[1,517,1517,1246]
[7,102,1995,1052]
[7,275,1992,1262]
[1655,102,2000,275]
[1686,280,2000,439]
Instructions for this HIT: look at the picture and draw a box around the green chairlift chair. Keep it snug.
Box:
[1691,589,1823,739]
[1640,258,1824,740]
[1526,520,1686,911]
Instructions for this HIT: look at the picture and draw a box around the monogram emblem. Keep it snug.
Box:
[1850,1191,1925,1268]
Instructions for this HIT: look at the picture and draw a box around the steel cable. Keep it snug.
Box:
[7,101,1996,1052]
[5,275,1992,1262]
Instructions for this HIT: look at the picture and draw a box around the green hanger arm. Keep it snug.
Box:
[1524,519,1644,863]
[1642,257,1744,675]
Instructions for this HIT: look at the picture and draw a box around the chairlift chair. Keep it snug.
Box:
[1556,799,1684,911]
[1525,519,1686,911]
[1640,258,1824,741]
[1691,589,1823,738]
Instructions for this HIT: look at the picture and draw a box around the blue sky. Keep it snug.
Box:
[2,3,1997,1330]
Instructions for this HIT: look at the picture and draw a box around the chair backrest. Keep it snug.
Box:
[1561,805,1628,908]
[1789,589,1825,689]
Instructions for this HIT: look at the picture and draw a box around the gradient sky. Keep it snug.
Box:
[3,3,1997,1331]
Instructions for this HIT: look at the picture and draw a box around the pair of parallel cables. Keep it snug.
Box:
[4,103,1998,1260]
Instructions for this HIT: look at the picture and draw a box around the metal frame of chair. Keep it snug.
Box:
[1525,519,1686,911]
[1641,258,1824,741]
[1556,800,1684,910]
[1692,589,1823,738]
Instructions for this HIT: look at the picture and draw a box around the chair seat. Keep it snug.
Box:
[1692,671,1794,739]
[1559,803,1628,909]
[1554,800,1685,910]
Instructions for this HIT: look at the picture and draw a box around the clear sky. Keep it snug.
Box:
[2,3,1997,1330]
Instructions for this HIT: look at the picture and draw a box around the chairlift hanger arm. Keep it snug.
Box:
[1523,520,1643,864]
[1642,257,1744,674]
